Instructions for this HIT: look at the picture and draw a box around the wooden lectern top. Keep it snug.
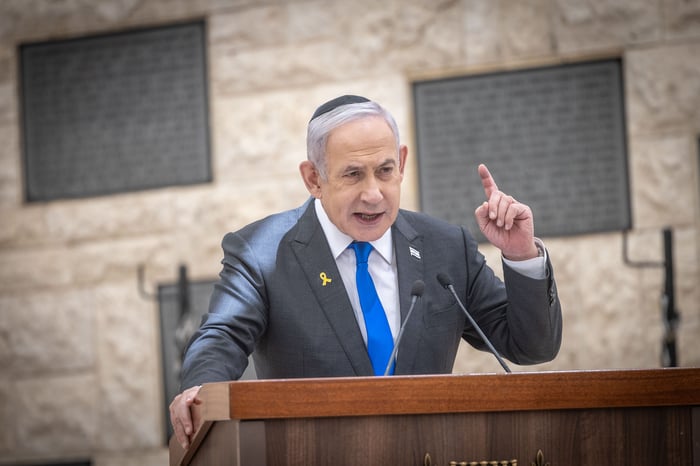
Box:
[170,368,700,466]
[198,367,700,420]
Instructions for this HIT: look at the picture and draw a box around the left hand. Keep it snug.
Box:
[474,164,539,261]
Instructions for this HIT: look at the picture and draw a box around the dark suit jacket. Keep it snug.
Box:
[181,199,562,389]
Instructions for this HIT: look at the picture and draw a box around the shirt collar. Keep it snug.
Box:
[314,198,393,264]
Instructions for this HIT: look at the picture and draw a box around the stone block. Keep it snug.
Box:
[0,288,96,377]
[0,124,20,207]
[286,1,342,43]
[44,193,178,243]
[0,185,228,250]
[629,134,696,229]
[535,234,660,369]
[0,235,165,293]
[463,0,554,64]
[464,0,502,64]
[502,0,554,59]
[209,4,289,51]
[663,0,700,40]
[0,380,15,454]
[0,44,13,82]
[211,91,309,180]
[0,0,214,44]
[554,0,662,52]
[13,374,98,456]
[94,282,162,450]
[0,208,43,247]
[626,43,700,134]
[0,82,14,126]
[210,0,465,94]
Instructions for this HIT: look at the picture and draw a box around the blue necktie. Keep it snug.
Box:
[349,241,394,375]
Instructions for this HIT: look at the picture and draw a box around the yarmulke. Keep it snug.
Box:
[309,95,370,122]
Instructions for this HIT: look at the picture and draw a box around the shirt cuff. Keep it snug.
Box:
[502,237,547,280]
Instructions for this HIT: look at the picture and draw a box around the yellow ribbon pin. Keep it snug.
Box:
[319,272,332,286]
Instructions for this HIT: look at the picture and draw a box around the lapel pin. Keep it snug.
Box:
[409,246,421,260]
[319,272,332,286]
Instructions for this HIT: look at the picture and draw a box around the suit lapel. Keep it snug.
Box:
[391,212,425,375]
[289,201,374,376]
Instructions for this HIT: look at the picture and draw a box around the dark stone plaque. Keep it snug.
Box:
[20,21,211,201]
[413,59,630,239]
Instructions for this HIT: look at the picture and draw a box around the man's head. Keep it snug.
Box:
[299,96,408,242]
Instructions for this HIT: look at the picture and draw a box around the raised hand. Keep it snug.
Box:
[474,164,539,261]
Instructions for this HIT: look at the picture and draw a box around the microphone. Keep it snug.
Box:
[383,280,425,376]
[436,272,512,373]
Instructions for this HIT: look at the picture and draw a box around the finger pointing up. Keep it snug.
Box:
[479,163,498,199]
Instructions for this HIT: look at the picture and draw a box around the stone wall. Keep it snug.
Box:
[0,0,698,464]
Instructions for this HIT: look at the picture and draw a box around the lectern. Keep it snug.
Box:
[170,368,700,465]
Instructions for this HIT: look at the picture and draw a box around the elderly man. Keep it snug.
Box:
[169,95,562,449]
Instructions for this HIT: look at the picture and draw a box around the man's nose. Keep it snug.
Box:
[360,176,383,203]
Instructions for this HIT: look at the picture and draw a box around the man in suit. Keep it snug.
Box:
[169,95,562,449]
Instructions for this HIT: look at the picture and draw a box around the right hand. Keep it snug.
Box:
[474,164,538,261]
[169,385,202,449]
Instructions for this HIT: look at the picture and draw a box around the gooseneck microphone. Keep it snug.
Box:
[436,272,512,373]
[383,280,425,376]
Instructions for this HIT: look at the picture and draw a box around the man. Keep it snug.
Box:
[169,95,562,449]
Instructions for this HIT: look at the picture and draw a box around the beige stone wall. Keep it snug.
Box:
[0,0,698,464]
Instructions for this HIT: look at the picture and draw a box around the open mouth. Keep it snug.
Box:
[356,213,382,223]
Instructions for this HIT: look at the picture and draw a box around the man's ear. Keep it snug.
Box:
[299,161,322,198]
[398,144,408,176]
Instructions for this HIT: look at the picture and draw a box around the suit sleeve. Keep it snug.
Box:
[499,255,562,364]
[461,227,562,365]
[179,232,267,390]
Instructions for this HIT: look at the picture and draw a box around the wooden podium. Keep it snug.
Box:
[170,368,700,465]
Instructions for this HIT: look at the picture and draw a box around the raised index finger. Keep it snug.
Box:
[478,163,499,198]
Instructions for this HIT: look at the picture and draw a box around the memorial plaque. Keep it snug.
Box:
[413,59,630,239]
[20,21,211,201]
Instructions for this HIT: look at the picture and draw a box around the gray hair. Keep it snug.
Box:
[306,101,401,180]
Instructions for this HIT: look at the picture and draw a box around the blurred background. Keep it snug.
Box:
[0,0,698,464]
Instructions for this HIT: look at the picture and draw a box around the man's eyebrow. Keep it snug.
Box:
[342,163,363,172]
[378,158,397,168]
[340,158,396,174]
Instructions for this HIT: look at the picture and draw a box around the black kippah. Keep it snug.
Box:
[309,95,370,122]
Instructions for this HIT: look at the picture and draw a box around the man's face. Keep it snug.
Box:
[302,116,407,242]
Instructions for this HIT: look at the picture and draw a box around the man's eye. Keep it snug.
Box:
[345,171,360,178]
[379,166,394,176]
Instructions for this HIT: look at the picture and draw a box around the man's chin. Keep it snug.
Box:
[347,224,390,242]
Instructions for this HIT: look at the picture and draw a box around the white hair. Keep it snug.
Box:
[306,101,401,180]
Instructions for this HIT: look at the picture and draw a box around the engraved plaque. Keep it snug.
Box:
[20,21,211,201]
[413,59,630,239]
